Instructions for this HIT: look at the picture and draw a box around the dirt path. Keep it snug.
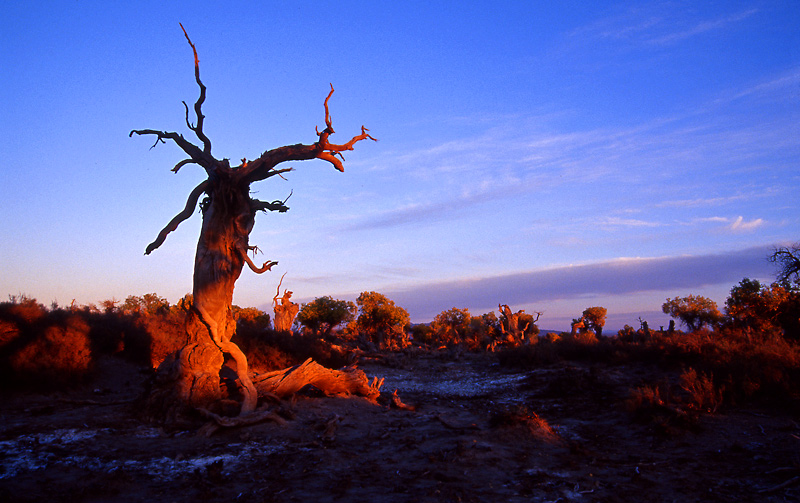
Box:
[1,353,798,502]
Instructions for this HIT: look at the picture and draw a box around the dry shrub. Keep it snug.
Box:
[235,329,351,371]
[625,382,698,434]
[626,383,667,418]
[234,328,295,371]
[6,314,93,389]
[0,318,21,347]
[1,297,48,325]
[564,331,599,345]
[651,329,800,406]
[503,324,799,409]
[537,366,605,399]
[679,368,723,413]
[489,405,561,444]
[496,339,561,367]
[626,367,726,433]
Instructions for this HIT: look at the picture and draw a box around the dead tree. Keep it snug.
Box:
[132,25,376,423]
[272,273,299,333]
[498,304,540,345]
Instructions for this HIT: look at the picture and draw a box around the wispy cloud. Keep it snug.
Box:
[716,67,800,104]
[729,216,764,232]
[646,8,758,46]
[567,5,759,49]
[346,95,796,233]
[657,195,751,208]
[599,216,661,228]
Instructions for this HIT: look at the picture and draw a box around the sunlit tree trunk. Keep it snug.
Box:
[132,25,376,424]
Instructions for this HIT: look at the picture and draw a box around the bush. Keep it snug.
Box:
[234,329,351,371]
[0,301,94,390]
[679,368,723,413]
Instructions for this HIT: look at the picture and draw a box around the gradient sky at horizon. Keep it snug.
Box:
[2,1,798,331]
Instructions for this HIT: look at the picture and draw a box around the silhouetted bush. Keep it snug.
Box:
[0,299,94,390]
[234,329,351,371]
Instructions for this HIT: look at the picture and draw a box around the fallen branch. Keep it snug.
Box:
[252,358,383,402]
[389,390,416,411]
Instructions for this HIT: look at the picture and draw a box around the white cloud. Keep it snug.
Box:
[729,216,764,232]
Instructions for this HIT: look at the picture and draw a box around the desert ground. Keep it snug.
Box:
[1,350,798,503]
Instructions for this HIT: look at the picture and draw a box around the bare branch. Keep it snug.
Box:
[322,83,335,132]
[769,243,800,285]
[273,272,288,305]
[239,86,376,183]
[315,86,377,169]
[321,125,378,154]
[145,180,208,255]
[172,158,197,173]
[129,129,210,168]
[179,23,212,155]
[251,196,291,214]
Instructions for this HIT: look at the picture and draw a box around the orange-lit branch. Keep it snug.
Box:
[239,246,278,274]
[315,84,377,172]
[240,86,376,183]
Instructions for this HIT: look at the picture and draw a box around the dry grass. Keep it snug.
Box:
[489,405,562,444]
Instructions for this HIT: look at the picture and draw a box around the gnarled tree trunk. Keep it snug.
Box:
[133,25,376,425]
[498,304,539,345]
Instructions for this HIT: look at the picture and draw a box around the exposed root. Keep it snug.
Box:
[197,405,287,437]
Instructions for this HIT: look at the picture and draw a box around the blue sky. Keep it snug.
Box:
[1,1,798,331]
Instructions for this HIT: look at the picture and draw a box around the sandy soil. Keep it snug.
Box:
[1,353,799,502]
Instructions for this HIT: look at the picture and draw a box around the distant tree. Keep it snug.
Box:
[409,323,435,345]
[296,296,356,337]
[353,292,410,348]
[431,307,471,344]
[99,299,119,313]
[769,243,800,285]
[724,278,800,339]
[232,305,271,329]
[173,293,194,314]
[467,312,502,348]
[581,306,607,337]
[662,295,722,332]
[473,311,502,339]
[122,293,170,316]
